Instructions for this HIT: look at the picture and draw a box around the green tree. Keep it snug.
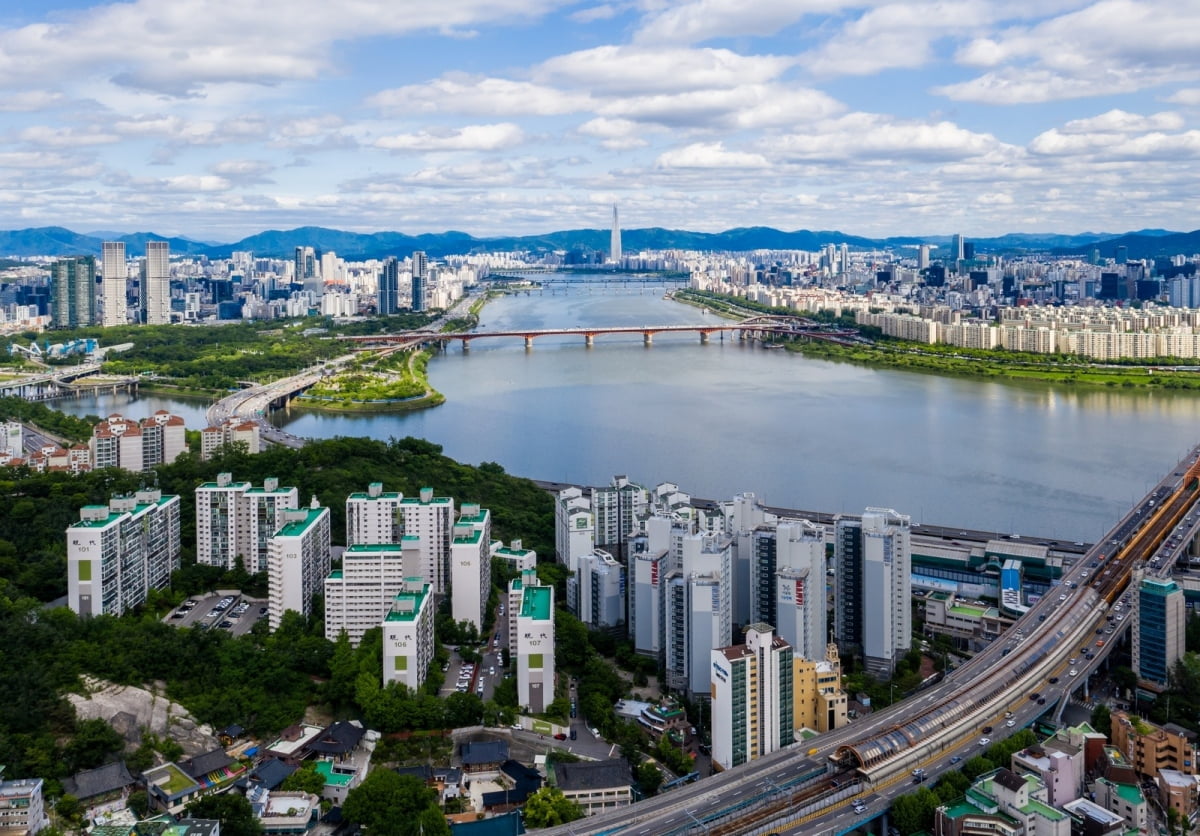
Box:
[186,793,263,836]
[891,792,926,835]
[63,718,126,773]
[636,761,663,797]
[55,795,81,824]
[280,762,327,796]
[962,755,996,781]
[1091,704,1112,739]
[127,791,150,818]
[343,770,442,836]
[521,787,584,828]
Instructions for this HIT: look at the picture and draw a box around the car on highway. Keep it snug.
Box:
[554,733,567,740]
[1005,720,1015,727]
[1069,669,1078,677]
[853,803,867,814]
[1048,676,1059,684]
[979,738,991,747]
[981,726,993,734]
[949,756,961,764]
[1058,593,1068,601]
[1037,697,1046,705]
[1028,692,1040,701]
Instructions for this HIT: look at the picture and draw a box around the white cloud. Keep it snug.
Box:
[1058,109,1184,134]
[599,84,842,130]
[655,142,770,169]
[576,117,650,149]
[571,4,619,23]
[536,46,792,95]
[374,123,525,152]
[634,0,854,44]
[158,174,234,192]
[369,76,585,117]
[0,90,67,112]
[765,114,1007,163]
[1167,89,1200,106]
[18,125,119,147]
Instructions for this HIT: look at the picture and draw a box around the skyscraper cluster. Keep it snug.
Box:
[48,241,172,328]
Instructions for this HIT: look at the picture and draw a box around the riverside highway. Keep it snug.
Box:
[539,443,1200,836]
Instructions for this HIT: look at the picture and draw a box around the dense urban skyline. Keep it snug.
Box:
[1,1,1198,240]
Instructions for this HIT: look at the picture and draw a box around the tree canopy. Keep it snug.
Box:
[342,770,448,836]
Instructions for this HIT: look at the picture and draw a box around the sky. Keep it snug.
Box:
[1,0,1199,242]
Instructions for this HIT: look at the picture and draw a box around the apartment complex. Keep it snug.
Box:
[1111,711,1199,780]
[764,520,828,662]
[835,508,912,676]
[267,502,331,630]
[345,483,404,545]
[381,579,436,690]
[199,418,260,460]
[450,504,491,632]
[90,411,186,472]
[195,474,298,573]
[397,488,455,595]
[710,625,794,772]
[67,489,181,617]
[573,549,625,632]
[324,541,422,645]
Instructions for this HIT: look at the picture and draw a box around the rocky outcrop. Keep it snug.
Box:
[66,676,219,757]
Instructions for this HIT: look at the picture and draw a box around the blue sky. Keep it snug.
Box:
[1,0,1199,241]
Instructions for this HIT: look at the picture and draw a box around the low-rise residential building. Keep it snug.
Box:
[1111,710,1199,779]
[711,624,794,772]
[0,770,46,836]
[1010,738,1084,806]
[934,768,1070,836]
[1061,798,1127,836]
[553,760,632,817]
[268,501,331,630]
[792,644,848,734]
[60,762,136,820]
[382,580,435,690]
[67,489,181,617]
[1093,776,1147,833]
[247,790,319,835]
[1157,768,1200,820]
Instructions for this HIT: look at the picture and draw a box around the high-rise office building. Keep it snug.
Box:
[377,257,399,315]
[835,508,912,676]
[294,245,320,296]
[50,256,96,328]
[410,250,427,312]
[67,489,181,617]
[1133,573,1185,688]
[918,244,931,270]
[951,234,965,262]
[142,241,170,325]
[710,624,794,772]
[610,205,622,264]
[382,579,435,689]
[102,242,127,326]
[268,500,332,630]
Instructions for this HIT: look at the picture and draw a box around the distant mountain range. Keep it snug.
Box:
[0,224,1195,261]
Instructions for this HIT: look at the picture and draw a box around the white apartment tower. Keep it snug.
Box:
[710,625,794,772]
[575,549,625,631]
[666,532,733,696]
[450,504,492,633]
[835,508,912,676]
[382,579,435,690]
[766,520,828,661]
[200,418,260,460]
[143,241,171,324]
[324,539,423,645]
[346,483,403,545]
[724,492,777,628]
[515,579,555,713]
[610,205,622,264]
[593,476,648,559]
[67,490,181,617]
[555,487,595,573]
[0,421,22,456]
[196,474,299,573]
[102,241,127,326]
[268,500,332,630]
[397,488,454,594]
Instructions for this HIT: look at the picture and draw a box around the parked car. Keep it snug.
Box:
[554,733,567,741]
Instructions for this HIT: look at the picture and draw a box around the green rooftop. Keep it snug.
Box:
[345,543,408,554]
[943,800,984,820]
[328,570,343,580]
[497,546,532,556]
[275,507,326,537]
[1112,780,1144,806]
[314,759,354,787]
[385,583,430,622]
[454,529,483,545]
[1023,799,1067,821]
[459,509,489,524]
[347,491,403,500]
[950,604,987,618]
[521,585,552,621]
[199,480,249,489]
[71,507,124,528]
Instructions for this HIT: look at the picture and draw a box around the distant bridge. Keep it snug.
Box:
[339,315,856,350]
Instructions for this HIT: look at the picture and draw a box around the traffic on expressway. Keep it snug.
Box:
[541,443,1200,836]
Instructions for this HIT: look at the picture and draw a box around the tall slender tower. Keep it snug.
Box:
[143,241,170,325]
[610,205,622,264]
[410,251,427,313]
[102,242,127,327]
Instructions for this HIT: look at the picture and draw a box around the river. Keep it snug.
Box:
[55,277,1200,543]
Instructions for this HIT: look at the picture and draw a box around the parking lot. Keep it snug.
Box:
[163,590,267,637]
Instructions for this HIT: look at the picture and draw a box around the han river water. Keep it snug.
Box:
[56,276,1200,544]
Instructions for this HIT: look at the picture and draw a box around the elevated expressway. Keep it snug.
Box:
[542,444,1200,836]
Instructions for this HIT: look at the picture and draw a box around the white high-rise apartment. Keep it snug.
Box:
[835,508,912,676]
[610,205,622,264]
[382,579,435,690]
[0,421,21,455]
[346,483,403,545]
[67,489,181,617]
[515,577,555,713]
[325,540,424,645]
[554,487,595,573]
[268,501,331,630]
[200,418,260,460]
[101,241,127,327]
[711,625,794,772]
[769,520,828,662]
[195,474,297,572]
[89,411,185,472]
[397,488,454,594]
[143,241,171,324]
[666,532,733,695]
[576,549,624,631]
[450,504,491,633]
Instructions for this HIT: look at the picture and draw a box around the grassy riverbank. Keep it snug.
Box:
[674,289,1200,392]
[298,347,445,410]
